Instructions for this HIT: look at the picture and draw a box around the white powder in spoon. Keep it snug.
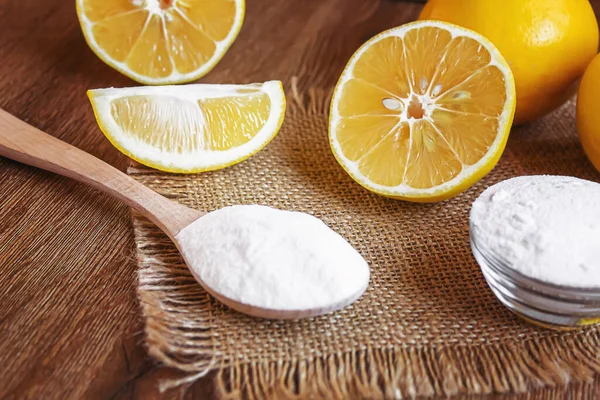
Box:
[175,205,370,310]
[471,175,600,288]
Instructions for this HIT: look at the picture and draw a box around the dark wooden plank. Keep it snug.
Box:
[1,1,599,399]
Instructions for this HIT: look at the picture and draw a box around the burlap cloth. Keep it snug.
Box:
[128,86,600,398]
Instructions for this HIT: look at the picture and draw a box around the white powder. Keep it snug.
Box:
[175,205,370,310]
[471,175,600,288]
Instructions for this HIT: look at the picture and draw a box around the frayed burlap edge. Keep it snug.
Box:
[212,337,600,399]
[131,81,600,398]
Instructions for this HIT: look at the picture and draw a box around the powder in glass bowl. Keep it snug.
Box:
[470,175,600,288]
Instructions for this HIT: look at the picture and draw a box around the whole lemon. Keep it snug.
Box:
[577,53,600,173]
[420,0,599,124]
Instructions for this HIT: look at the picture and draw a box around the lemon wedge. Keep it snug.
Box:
[88,81,286,173]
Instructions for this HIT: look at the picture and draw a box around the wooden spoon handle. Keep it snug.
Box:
[0,108,202,236]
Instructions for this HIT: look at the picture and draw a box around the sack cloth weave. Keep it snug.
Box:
[129,87,600,398]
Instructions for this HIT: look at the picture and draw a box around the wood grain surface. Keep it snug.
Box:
[1,1,599,399]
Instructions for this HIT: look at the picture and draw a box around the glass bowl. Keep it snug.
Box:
[470,222,600,329]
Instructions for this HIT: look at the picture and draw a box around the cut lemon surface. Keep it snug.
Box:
[76,0,245,85]
[88,81,286,173]
[329,20,516,202]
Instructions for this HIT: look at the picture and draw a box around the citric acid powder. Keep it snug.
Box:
[176,205,370,311]
[471,175,600,288]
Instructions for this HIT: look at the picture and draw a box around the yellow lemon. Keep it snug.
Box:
[420,0,599,124]
[329,21,516,202]
[77,0,245,85]
[88,81,286,173]
[577,53,600,173]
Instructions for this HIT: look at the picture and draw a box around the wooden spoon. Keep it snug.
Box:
[0,109,367,319]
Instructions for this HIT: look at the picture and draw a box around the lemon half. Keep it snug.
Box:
[329,21,516,202]
[77,0,245,84]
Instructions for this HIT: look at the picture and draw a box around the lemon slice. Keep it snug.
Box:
[329,20,516,202]
[88,81,286,173]
[76,0,245,85]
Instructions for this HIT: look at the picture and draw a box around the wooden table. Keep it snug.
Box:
[1,1,600,398]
